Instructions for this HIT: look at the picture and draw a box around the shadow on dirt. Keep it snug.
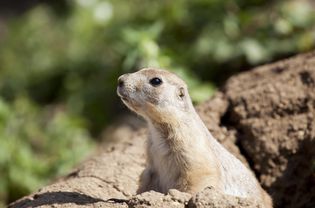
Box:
[9,191,105,208]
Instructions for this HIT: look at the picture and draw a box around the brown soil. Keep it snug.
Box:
[10,52,315,208]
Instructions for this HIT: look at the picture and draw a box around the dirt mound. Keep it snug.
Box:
[222,52,315,208]
[10,52,315,208]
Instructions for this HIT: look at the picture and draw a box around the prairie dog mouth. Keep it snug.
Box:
[117,87,130,102]
[120,96,129,102]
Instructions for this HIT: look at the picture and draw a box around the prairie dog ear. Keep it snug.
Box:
[178,87,185,100]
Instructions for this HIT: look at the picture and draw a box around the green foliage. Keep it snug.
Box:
[1,0,315,131]
[0,0,315,205]
[0,97,94,204]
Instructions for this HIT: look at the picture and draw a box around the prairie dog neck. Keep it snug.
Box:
[146,108,221,189]
[147,109,209,149]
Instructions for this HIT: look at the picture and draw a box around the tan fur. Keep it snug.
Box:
[117,68,272,208]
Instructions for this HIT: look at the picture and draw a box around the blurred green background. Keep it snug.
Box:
[0,0,314,206]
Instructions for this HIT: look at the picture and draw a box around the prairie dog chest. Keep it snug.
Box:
[149,136,180,173]
[147,133,189,191]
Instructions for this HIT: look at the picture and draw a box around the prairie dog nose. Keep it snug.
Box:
[118,73,131,88]
[117,75,126,88]
[118,77,124,88]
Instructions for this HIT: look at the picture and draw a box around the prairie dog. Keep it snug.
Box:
[117,68,272,207]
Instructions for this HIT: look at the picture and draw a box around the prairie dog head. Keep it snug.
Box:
[117,68,193,122]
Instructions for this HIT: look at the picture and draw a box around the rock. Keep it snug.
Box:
[223,52,315,208]
[188,187,261,208]
[128,190,190,208]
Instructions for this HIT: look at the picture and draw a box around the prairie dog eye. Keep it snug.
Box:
[149,77,163,86]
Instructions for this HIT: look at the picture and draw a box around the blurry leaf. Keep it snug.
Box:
[93,1,113,24]
[241,39,268,64]
[298,32,314,51]
[224,14,240,38]
[274,18,292,35]
[214,39,234,62]
[190,83,216,104]
[170,67,216,103]
[0,97,94,203]
[0,100,10,122]
[283,1,314,28]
